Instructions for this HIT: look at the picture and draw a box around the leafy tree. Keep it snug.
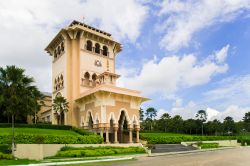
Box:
[0,65,43,156]
[159,113,171,132]
[139,107,144,121]
[223,116,236,135]
[52,96,69,125]
[145,107,157,130]
[184,119,197,134]
[196,110,207,136]
[171,115,184,133]
[243,112,250,123]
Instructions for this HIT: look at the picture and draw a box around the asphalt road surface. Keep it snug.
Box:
[97,147,250,166]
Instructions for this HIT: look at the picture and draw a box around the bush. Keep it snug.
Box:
[55,146,145,158]
[0,134,103,144]
[200,143,219,149]
[239,137,250,146]
[0,123,72,130]
[140,133,237,144]
[72,127,94,136]
[0,152,12,160]
[0,144,11,154]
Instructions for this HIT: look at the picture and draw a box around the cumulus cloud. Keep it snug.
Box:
[157,104,248,122]
[0,0,148,92]
[119,45,229,95]
[203,74,250,108]
[210,105,250,122]
[157,0,250,51]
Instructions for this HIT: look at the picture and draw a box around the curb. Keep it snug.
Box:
[13,157,134,166]
[148,146,239,157]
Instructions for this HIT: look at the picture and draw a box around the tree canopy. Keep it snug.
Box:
[0,65,43,123]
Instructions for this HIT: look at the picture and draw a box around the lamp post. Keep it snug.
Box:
[11,114,15,159]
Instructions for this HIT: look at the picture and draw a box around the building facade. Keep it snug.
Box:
[45,20,148,143]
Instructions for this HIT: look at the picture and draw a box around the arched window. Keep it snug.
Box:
[103,46,108,56]
[86,40,92,51]
[54,50,57,58]
[61,42,64,52]
[57,46,61,55]
[92,73,97,86]
[84,72,90,86]
[95,43,100,54]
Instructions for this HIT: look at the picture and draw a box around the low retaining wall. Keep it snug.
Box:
[14,143,143,160]
[181,140,238,147]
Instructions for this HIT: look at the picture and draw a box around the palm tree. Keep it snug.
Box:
[52,96,69,125]
[0,65,42,157]
[196,110,207,136]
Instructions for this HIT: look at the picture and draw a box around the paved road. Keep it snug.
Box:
[96,147,250,166]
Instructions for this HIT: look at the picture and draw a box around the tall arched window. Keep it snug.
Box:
[92,73,97,86]
[103,46,108,56]
[54,50,57,58]
[95,43,100,54]
[84,72,90,86]
[61,42,64,52]
[57,46,61,55]
[86,40,92,51]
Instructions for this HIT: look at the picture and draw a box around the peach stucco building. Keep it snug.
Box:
[45,20,148,143]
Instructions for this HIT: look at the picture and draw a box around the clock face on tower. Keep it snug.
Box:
[94,60,102,67]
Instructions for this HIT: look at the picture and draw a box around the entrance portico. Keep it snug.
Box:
[76,84,148,143]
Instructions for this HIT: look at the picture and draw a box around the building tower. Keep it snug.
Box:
[45,20,148,143]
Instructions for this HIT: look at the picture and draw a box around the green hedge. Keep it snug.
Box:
[0,144,11,154]
[0,134,103,144]
[140,133,237,144]
[0,123,72,130]
[55,146,145,158]
[0,152,12,160]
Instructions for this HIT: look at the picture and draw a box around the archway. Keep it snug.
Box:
[118,111,129,143]
[88,112,93,130]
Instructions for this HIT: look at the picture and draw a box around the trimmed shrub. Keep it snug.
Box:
[0,144,11,154]
[55,146,145,158]
[0,152,12,160]
[140,133,237,144]
[0,123,72,130]
[0,134,103,144]
[200,143,219,149]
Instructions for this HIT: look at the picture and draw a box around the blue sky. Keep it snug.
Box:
[0,0,250,121]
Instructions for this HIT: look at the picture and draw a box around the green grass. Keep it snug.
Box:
[0,159,41,165]
[0,128,81,136]
[199,143,219,149]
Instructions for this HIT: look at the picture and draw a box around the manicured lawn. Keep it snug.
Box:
[0,128,81,136]
[0,159,41,165]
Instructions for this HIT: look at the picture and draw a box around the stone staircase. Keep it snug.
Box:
[151,144,198,153]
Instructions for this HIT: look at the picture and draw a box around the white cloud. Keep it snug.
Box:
[119,45,229,95]
[0,0,148,92]
[210,105,250,122]
[203,74,250,108]
[157,0,250,51]
[206,107,219,121]
[214,44,230,63]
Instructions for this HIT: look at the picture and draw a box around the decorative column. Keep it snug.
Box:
[105,123,110,144]
[135,125,140,143]
[98,123,104,143]
[128,124,133,143]
[113,123,119,144]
